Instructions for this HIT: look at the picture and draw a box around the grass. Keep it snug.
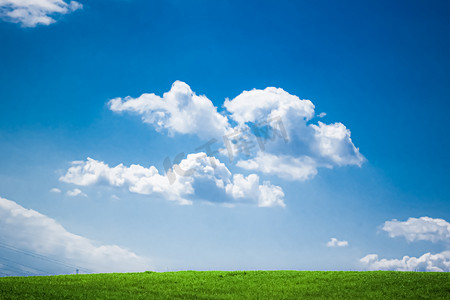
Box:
[0,271,449,299]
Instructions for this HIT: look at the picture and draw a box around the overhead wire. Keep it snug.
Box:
[0,256,51,275]
[0,241,92,274]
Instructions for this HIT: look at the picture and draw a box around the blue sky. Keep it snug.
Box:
[0,0,449,274]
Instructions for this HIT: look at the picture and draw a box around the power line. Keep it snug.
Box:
[0,241,92,274]
[0,261,35,276]
[0,241,91,272]
[0,256,50,276]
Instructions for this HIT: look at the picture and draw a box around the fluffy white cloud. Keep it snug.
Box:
[60,153,285,207]
[326,238,349,247]
[49,187,61,193]
[60,157,192,205]
[109,82,364,182]
[109,81,230,139]
[382,217,450,243]
[360,251,450,272]
[66,188,87,197]
[360,216,450,272]
[224,86,315,134]
[236,152,318,181]
[0,0,82,27]
[225,87,364,179]
[225,173,285,207]
[0,196,149,274]
[310,121,364,167]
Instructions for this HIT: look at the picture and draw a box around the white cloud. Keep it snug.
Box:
[236,152,318,181]
[224,86,315,134]
[360,216,450,272]
[310,122,364,167]
[224,85,364,180]
[382,217,450,243]
[0,196,149,274]
[225,173,285,207]
[0,0,82,27]
[360,251,450,272]
[109,81,230,139]
[49,188,61,193]
[60,157,191,205]
[326,238,349,247]
[109,81,365,182]
[318,112,327,118]
[60,153,285,207]
[66,188,87,197]
[258,181,285,207]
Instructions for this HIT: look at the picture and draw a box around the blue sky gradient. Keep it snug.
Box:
[0,0,449,274]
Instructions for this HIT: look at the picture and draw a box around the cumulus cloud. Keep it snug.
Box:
[108,82,364,182]
[226,87,364,178]
[360,251,450,272]
[60,157,191,205]
[0,0,82,27]
[360,216,450,271]
[225,173,285,208]
[224,86,315,133]
[66,188,87,197]
[326,238,349,247]
[60,153,285,207]
[382,217,450,243]
[310,122,364,167]
[109,81,230,139]
[0,196,149,274]
[49,187,61,193]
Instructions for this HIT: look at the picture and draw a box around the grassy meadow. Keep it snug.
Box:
[0,270,449,299]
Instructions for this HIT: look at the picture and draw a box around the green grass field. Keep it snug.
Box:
[0,271,449,299]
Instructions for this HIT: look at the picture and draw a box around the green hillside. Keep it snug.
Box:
[0,271,449,299]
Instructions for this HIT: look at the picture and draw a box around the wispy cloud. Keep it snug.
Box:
[326,238,349,247]
[66,188,87,197]
[236,152,318,181]
[0,0,82,27]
